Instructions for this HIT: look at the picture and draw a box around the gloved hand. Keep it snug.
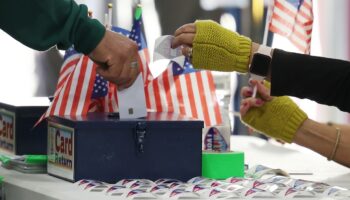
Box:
[193,20,251,72]
[172,20,252,73]
[240,80,308,143]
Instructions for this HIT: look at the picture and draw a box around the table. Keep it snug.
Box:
[231,136,350,188]
[1,135,349,200]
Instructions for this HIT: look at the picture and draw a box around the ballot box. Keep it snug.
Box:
[47,112,203,183]
[0,97,49,155]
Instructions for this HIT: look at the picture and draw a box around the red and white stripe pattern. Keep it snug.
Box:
[145,66,222,126]
[54,52,82,97]
[37,55,97,124]
[88,82,119,113]
[269,0,313,53]
[89,48,222,126]
[38,22,222,127]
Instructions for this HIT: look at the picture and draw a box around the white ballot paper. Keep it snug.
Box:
[117,74,147,119]
[152,35,185,77]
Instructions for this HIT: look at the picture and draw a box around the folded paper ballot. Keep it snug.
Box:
[117,74,147,119]
[154,35,182,60]
[152,35,185,78]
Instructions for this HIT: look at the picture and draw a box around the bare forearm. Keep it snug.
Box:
[293,119,350,167]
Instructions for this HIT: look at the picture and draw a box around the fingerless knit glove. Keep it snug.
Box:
[242,96,308,143]
[193,20,252,73]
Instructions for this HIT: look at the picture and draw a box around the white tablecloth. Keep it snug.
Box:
[0,135,349,200]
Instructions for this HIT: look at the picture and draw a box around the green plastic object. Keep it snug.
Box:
[24,155,47,164]
[202,151,244,179]
[0,155,11,165]
[134,5,142,20]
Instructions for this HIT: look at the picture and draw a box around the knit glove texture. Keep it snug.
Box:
[193,20,251,73]
[242,96,307,143]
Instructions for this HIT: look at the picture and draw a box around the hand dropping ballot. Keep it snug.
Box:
[117,74,147,119]
[152,35,185,77]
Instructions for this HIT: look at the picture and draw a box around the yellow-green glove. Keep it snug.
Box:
[242,96,308,143]
[193,20,252,73]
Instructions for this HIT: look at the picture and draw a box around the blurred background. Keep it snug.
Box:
[0,0,349,135]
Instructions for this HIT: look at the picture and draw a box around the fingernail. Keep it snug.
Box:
[256,99,264,105]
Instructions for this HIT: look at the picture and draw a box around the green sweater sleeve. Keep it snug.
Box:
[0,0,105,54]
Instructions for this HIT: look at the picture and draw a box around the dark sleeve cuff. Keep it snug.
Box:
[73,18,106,55]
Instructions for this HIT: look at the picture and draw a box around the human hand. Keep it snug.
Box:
[240,80,308,143]
[89,30,140,90]
[172,20,252,73]
[172,23,196,56]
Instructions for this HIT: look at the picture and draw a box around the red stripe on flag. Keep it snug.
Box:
[302,0,312,10]
[58,75,73,115]
[59,58,79,77]
[152,81,163,112]
[56,75,70,93]
[81,64,96,114]
[145,84,151,109]
[173,75,186,115]
[298,9,312,20]
[269,0,313,53]
[184,74,198,118]
[195,72,210,126]
[295,13,313,26]
[292,27,311,41]
[143,49,152,85]
[162,70,174,112]
[108,84,114,112]
[275,0,297,18]
[69,56,89,115]
[289,37,309,53]
[271,13,294,30]
[269,24,289,36]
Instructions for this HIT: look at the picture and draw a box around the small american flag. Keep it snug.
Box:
[92,8,222,126]
[37,53,97,125]
[145,57,222,126]
[269,0,313,54]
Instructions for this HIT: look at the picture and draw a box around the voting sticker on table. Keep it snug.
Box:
[202,125,230,151]
[47,112,203,183]
[0,97,49,155]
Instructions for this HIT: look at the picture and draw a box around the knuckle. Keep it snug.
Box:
[183,24,193,32]
[124,41,138,55]
[179,25,187,33]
